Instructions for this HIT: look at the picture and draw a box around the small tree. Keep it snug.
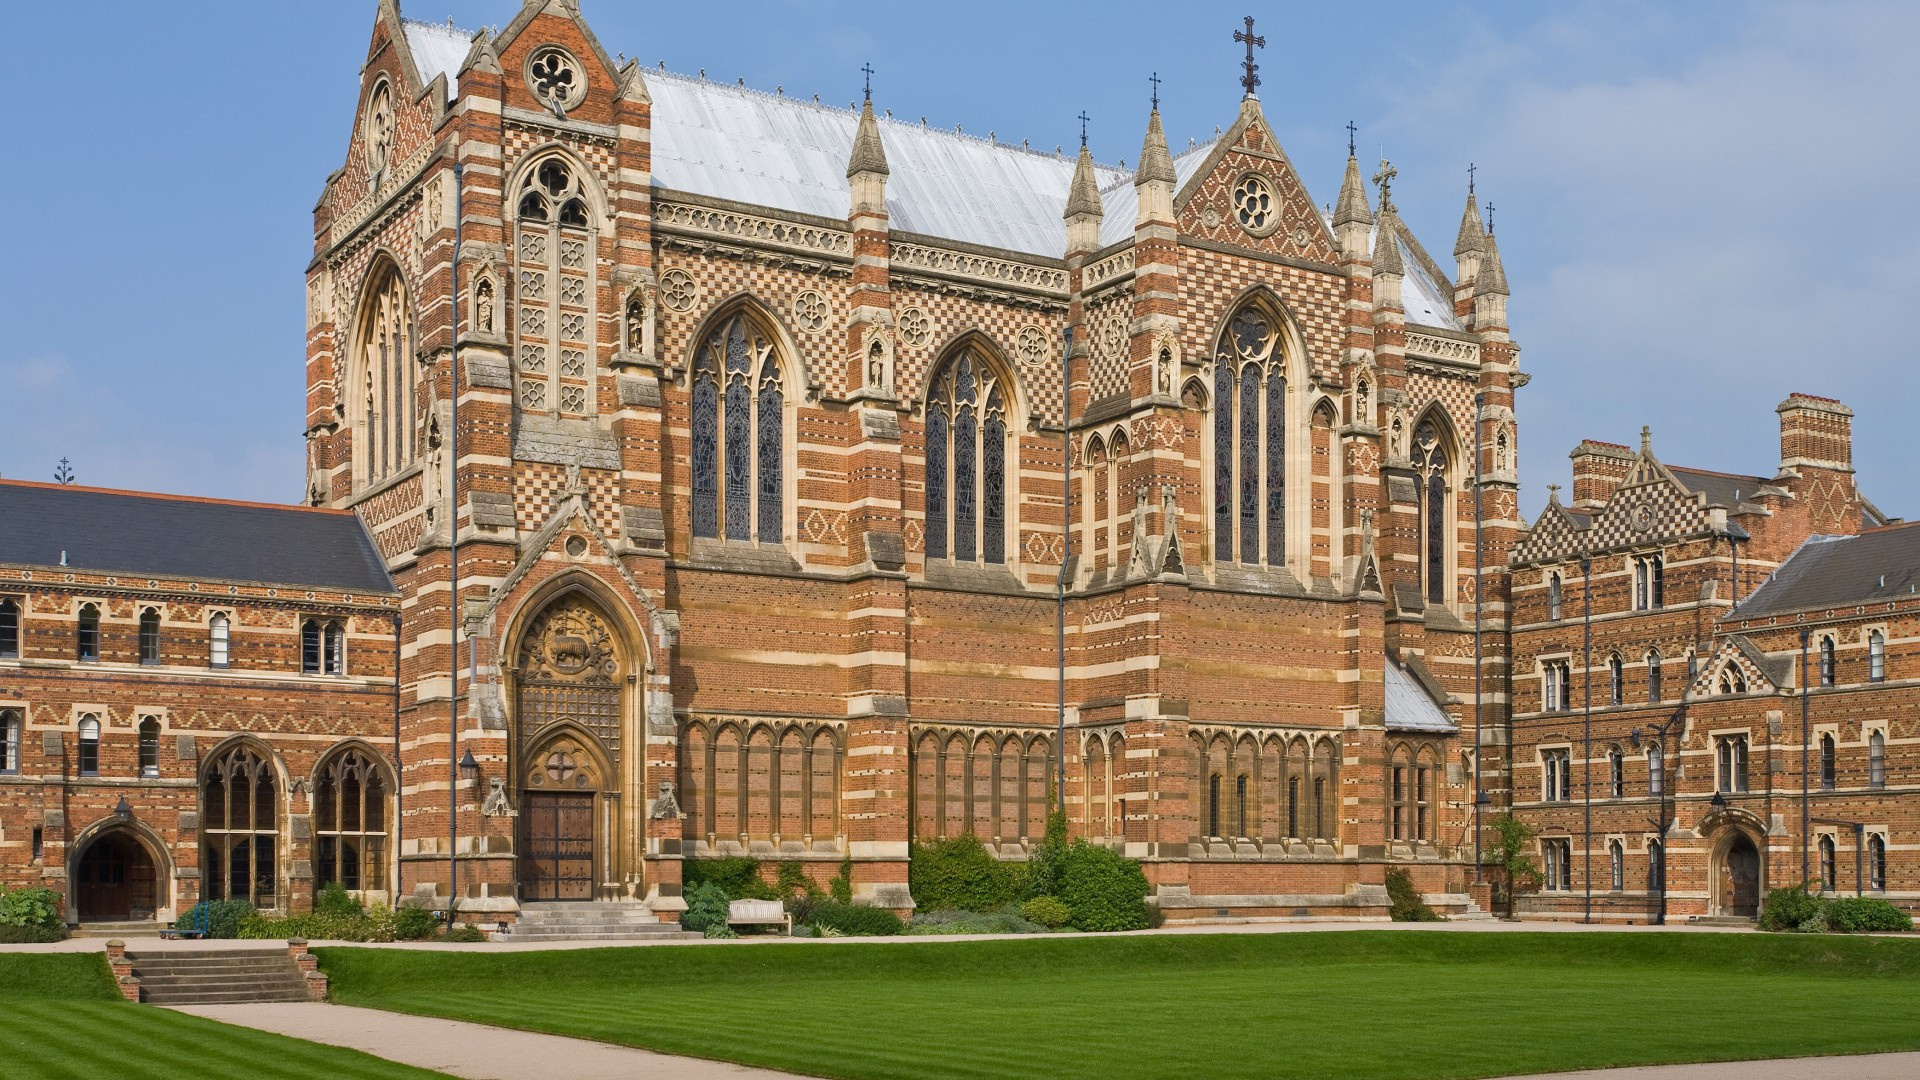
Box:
[1488,813,1541,917]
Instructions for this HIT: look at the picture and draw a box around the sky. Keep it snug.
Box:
[1,0,1915,521]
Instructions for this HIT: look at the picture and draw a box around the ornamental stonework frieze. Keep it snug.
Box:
[890,242,1068,298]
[1405,332,1480,367]
[654,200,852,260]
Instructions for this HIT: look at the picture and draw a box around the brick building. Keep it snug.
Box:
[290,0,1525,924]
[0,481,396,927]
[1508,397,1915,920]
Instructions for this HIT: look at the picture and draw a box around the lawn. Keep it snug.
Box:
[318,931,1920,1080]
[0,953,446,1080]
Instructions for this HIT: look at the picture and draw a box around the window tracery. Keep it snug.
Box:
[364,78,393,180]
[354,262,414,488]
[202,744,277,908]
[314,749,389,892]
[514,157,596,420]
[1212,302,1286,565]
[691,312,784,543]
[924,348,1010,565]
[1413,418,1450,605]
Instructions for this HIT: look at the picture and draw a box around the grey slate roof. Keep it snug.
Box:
[0,481,395,594]
[1734,524,1920,619]
[1670,467,1769,508]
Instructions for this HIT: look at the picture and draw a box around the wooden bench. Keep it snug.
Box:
[158,903,210,940]
[726,899,791,935]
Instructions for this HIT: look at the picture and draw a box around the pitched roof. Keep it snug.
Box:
[1670,466,1770,509]
[0,481,395,594]
[1734,523,1920,618]
[1385,656,1458,733]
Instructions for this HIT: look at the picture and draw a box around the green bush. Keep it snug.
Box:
[829,854,854,904]
[681,881,732,934]
[393,906,440,941]
[1026,810,1070,901]
[1825,897,1913,933]
[442,924,486,942]
[1385,868,1445,922]
[201,899,255,939]
[0,886,66,934]
[903,908,1049,935]
[1057,840,1150,932]
[802,900,904,937]
[775,860,820,898]
[313,881,362,918]
[0,924,66,943]
[238,904,403,943]
[909,834,1024,912]
[1760,887,1825,932]
[683,857,779,900]
[703,924,739,939]
[1021,895,1073,929]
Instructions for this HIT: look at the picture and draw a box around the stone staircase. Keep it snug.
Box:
[507,902,698,942]
[72,920,162,939]
[125,948,313,1005]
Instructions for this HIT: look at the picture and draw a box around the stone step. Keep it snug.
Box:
[508,930,702,942]
[132,971,308,986]
[123,948,313,1006]
[143,987,314,1005]
[72,922,163,938]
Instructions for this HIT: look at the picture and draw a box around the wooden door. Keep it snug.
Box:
[520,792,595,901]
[76,836,131,922]
[1725,836,1761,917]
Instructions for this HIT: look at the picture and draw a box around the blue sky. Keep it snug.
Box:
[2,1,1914,520]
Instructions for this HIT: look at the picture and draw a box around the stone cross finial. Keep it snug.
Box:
[1234,16,1264,96]
[1548,483,1562,501]
[1467,162,1477,197]
[1372,159,1397,214]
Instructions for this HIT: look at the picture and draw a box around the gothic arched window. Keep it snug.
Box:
[924,348,1010,565]
[139,607,161,665]
[354,261,414,488]
[138,717,160,778]
[314,748,389,892]
[1547,572,1562,621]
[1413,418,1450,605]
[0,708,18,772]
[1819,636,1836,686]
[1608,653,1624,706]
[1869,630,1886,682]
[1869,729,1886,788]
[1212,303,1286,565]
[77,603,100,662]
[209,613,230,669]
[1646,648,1663,701]
[513,156,597,419]
[0,597,18,658]
[690,311,785,544]
[77,715,100,776]
[202,744,278,907]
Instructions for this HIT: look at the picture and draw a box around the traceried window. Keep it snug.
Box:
[354,261,415,488]
[1716,735,1750,793]
[1542,748,1571,802]
[1543,837,1572,891]
[314,748,388,892]
[77,603,100,662]
[1212,302,1287,566]
[1413,419,1451,605]
[690,311,786,544]
[1869,630,1885,682]
[514,156,597,420]
[1632,554,1664,611]
[209,613,230,669]
[78,714,100,776]
[0,709,19,772]
[138,607,160,665]
[1718,665,1747,695]
[302,619,345,676]
[1543,659,1571,712]
[138,717,160,778]
[203,745,278,908]
[0,597,18,657]
[924,348,1010,565]
[1819,636,1836,687]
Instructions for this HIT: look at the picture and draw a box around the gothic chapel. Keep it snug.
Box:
[304,0,1522,921]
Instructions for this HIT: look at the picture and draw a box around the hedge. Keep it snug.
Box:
[1762,887,1911,934]
[909,834,1026,913]
[1056,840,1150,932]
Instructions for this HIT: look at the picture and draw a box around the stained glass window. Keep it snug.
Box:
[1213,302,1286,566]
[757,370,783,544]
[691,373,719,538]
[924,348,1008,565]
[513,156,596,423]
[691,313,784,544]
[724,377,752,540]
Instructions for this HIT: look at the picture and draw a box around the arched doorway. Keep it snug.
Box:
[1715,831,1762,918]
[513,591,628,902]
[74,829,157,923]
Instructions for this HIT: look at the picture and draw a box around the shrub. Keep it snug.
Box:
[803,900,904,937]
[1026,810,1070,901]
[442,924,486,942]
[703,924,739,939]
[201,899,255,940]
[1760,887,1824,932]
[904,908,1048,935]
[683,857,779,900]
[313,881,362,918]
[1385,868,1444,922]
[1824,897,1912,933]
[0,924,66,943]
[829,854,853,904]
[681,881,732,934]
[1057,840,1150,932]
[909,834,1023,912]
[1021,896,1073,929]
[237,904,402,942]
[0,886,66,935]
[393,906,439,941]
[775,860,820,899]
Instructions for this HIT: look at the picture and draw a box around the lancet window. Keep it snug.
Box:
[355,262,414,488]
[1212,303,1286,565]
[690,312,785,543]
[513,156,597,419]
[1413,418,1451,605]
[924,348,1009,565]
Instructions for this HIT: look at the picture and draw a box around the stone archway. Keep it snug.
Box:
[72,826,162,923]
[512,590,629,902]
[1712,828,1764,918]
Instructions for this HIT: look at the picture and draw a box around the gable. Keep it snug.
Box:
[1176,105,1337,265]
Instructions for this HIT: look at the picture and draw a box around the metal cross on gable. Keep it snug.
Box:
[1346,120,1357,157]
[1078,110,1090,148]
[1149,71,1161,110]
[1234,16,1265,97]
[1467,161,1477,197]
[1485,200,1496,235]
[861,62,875,101]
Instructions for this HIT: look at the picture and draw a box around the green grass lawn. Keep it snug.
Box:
[320,931,1920,1080]
[0,953,446,1080]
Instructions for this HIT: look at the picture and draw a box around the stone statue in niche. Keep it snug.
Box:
[1496,428,1511,473]
[475,278,495,334]
[867,339,886,391]
[625,294,644,353]
[1157,347,1172,396]
[1390,414,1405,459]
[1356,377,1371,424]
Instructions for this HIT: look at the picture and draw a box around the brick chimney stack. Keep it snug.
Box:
[1568,440,1634,510]
[1777,393,1853,476]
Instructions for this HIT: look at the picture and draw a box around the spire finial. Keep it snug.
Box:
[1641,425,1653,454]
[1346,120,1357,157]
[1372,158,1397,214]
[1234,16,1265,97]
[1485,200,1496,235]
[1078,110,1090,149]
[1149,71,1161,111]
[1467,162,1477,198]
[1548,483,1562,502]
[861,62,874,101]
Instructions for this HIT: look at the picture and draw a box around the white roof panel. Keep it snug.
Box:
[402,20,470,96]
[1385,661,1458,733]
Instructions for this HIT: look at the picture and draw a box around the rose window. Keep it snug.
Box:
[1232,174,1277,235]
[527,47,585,115]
